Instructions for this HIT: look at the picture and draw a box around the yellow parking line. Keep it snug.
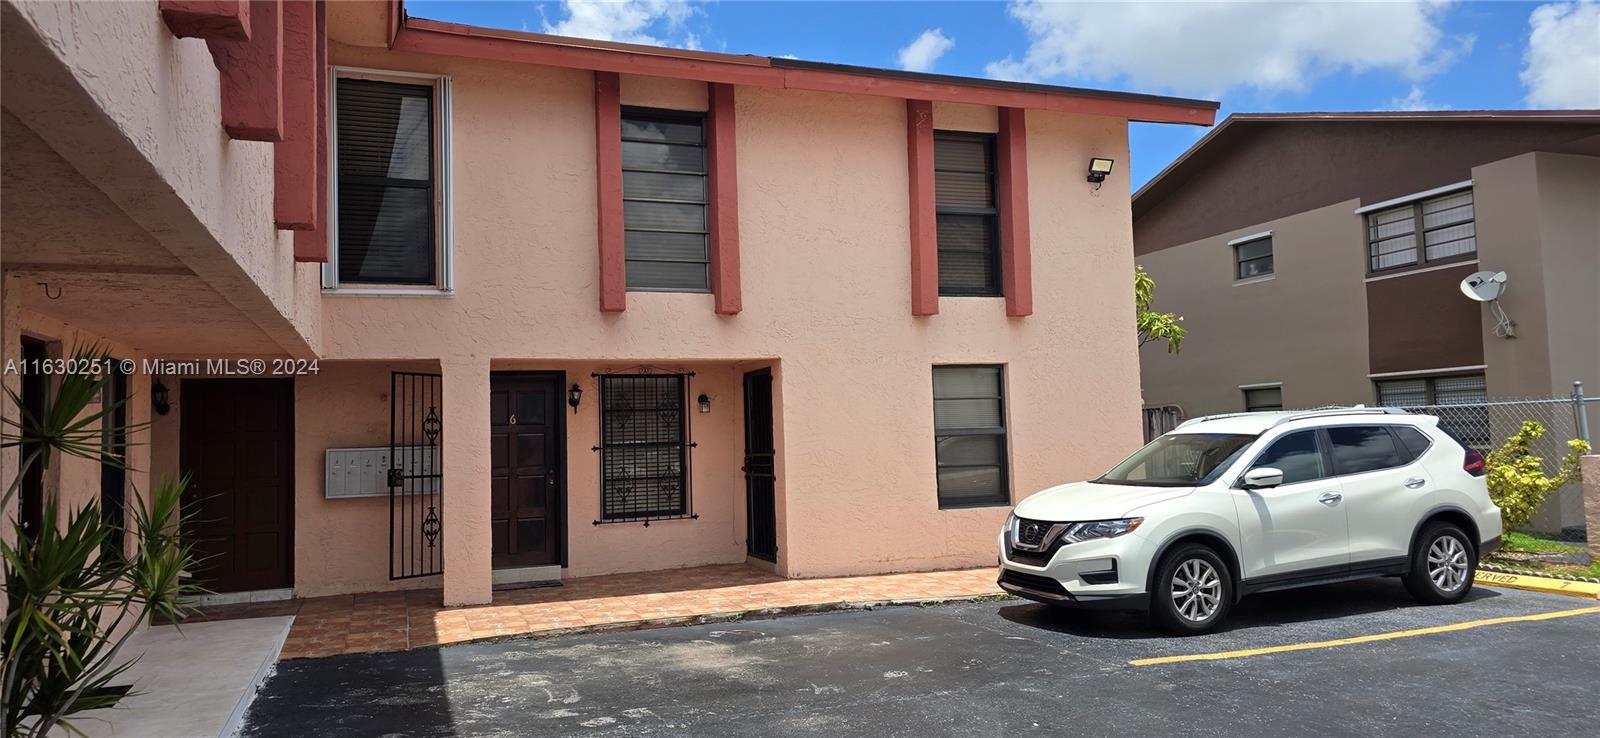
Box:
[1129,605,1600,667]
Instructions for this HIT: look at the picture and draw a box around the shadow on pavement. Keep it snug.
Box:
[996,577,1501,640]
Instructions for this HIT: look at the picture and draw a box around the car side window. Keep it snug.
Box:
[1250,430,1326,484]
[1327,426,1405,475]
[1391,426,1432,462]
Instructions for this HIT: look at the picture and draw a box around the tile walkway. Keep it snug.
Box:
[183,564,1002,660]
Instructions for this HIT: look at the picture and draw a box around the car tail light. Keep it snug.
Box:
[1462,448,1487,477]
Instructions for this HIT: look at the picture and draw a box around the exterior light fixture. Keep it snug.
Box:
[1087,158,1115,184]
[568,383,583,414]
[697,393,711,414]
[152,381,171,416]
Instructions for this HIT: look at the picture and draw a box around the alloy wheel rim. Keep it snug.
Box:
[1427,535,1470,592]
[1171,558,1222,622]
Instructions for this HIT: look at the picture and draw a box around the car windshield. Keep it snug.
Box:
[1095,432,1257,487]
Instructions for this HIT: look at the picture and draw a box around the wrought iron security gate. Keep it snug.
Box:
[390,371,444,580]
[742,369,777,561]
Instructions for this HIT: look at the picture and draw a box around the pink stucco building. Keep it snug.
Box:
[2,1,1217,607]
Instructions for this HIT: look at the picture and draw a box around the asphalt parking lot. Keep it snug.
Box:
[242,579,1599,737]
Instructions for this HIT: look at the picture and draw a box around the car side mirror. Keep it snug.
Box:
[1240,467,1284,489]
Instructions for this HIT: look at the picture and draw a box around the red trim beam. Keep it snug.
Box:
[160,0,252,42]
[997,107,1031,317]
[594,71,626,313]
[906,99,938,317]
[275,0,317,230]
[207,0,284,141]
[707,83,741,315]
[293,0,328,261]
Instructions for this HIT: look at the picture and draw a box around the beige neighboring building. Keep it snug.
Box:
[1133,111,1600,531]
[3,0,1218,609]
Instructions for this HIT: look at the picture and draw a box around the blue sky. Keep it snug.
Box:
[408,1,1600,190]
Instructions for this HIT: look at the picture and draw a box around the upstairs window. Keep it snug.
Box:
[934,132,1000,296]
[1366,187,1476,272]
[622,109,710,292]
[332,75,450,289]
[932,365,1009,508]
[1233,235,1273,280]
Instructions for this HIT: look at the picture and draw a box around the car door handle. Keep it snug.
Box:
[1404,477,1426,489]
[1318,492,1343,505]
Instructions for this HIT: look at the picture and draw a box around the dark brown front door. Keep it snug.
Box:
[490,374,564,568]
[180,379,293,593]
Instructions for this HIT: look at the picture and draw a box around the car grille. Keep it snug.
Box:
[1015,518,1053,547]
[999,569,1068,597]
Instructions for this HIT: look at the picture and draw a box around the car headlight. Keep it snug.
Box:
[1002,513,1019,536]
[1060,518,1143,543]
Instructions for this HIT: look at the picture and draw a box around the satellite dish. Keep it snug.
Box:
[1460,270,1516,338]
[1460,271,1507,302]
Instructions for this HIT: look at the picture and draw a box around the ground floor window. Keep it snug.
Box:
[1376,373,1488,446]
[598,374,692,521]
[1243,385,1283,412]
[932,365,1009,508]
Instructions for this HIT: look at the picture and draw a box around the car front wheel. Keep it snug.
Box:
[1151,543,1233,635]
[1404,522,1476,604]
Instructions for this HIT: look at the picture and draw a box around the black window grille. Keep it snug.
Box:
[933,365,1009,508]
[596,374,696,523]
[622,108,710,292]
[934,132,1000,296]
[1233,236,1273,279]
[336,78,437,285]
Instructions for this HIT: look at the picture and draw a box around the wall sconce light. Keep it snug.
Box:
[697,393,711,414]
[152,381,171,416]
[1087,158,1115,187]
[568,383,583,414]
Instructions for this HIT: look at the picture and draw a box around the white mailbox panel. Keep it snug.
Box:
[324,446,439,499]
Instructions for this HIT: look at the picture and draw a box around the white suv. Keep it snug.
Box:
[997,408,1502,634]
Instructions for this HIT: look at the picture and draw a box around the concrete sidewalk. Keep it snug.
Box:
[67,616,291,738]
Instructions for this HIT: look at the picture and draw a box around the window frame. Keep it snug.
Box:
[596,373,695,523]
[932,364,1011,509]
[324,67,454,295]
[933,130,1003,298]
[1362,183,1476,275]
[1231,234,1274,281]
[1242,384,1284,412]
[620,106,711,293]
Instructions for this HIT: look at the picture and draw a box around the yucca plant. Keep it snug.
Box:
[1,345,203,737]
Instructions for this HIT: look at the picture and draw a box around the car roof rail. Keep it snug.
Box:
[1266,406,1409,430]
[1174,406,1408,431]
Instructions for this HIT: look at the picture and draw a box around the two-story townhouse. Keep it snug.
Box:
[1133,111,1600,531]
[4,0,1218,610]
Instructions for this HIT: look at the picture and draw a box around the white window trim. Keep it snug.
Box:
[1238,381,1283,390]
[323,66,454,295]
[1354,179,1472,214]
[1362,259,1478,283]
[1226,230,1272,246]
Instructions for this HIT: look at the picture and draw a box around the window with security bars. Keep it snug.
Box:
[1234,236,1273,280]
[622,109,709,292]
[598,375,691,521]
[1243,386,1283,411]
[335,78,438,285]
[1376,374,1488,447]
[1366,188,1476,272]
[934,132,1000,296]
[933,365,1009,508]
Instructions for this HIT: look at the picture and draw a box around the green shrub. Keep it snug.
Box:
[1484,420,1590,531]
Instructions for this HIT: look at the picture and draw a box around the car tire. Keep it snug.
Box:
[1150,543,1233,635]
[1404,522,1476,604]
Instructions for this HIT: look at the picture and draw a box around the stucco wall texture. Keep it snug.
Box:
[304,42,1146,589]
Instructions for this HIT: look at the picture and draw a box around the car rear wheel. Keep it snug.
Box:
[1151,543,1232,635]
[1404,522,1475,604]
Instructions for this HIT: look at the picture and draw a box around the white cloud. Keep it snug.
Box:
[986,0,1466,97]
[543,0,699,47]
[1390,85,1450,111]
[897,28,955,72]
[1521,1,1600,108]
